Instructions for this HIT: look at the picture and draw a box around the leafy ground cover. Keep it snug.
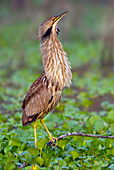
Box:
[0,2,114,170]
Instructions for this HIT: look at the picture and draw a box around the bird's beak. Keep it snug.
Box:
[53,11,68,23]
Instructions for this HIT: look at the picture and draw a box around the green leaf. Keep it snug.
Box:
[70,151,79,160]
[27,147,39,156]
[91,166,101,170]
[88,115,101,126]
[4,145,12,154]
[0,135,5,140]
[4,163,15,170]
[107,164,114,170]
[6,154,15,164]
[82,99,93,108]
[52,166,62,170]
[9,138,21,147]
[24,151,32,163]
[56,158,66,167]
[109,127,114,133]
[107,110,114,121]
[58,138,71,149]
[42,150,53,166]
[37,138,48,150]
[111,148,114,155]
[94,119,105,132]
[36,157,44,166]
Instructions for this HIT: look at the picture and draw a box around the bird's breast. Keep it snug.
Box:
[41,34,72,88]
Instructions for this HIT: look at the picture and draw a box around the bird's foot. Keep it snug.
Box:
[49,136,58,148]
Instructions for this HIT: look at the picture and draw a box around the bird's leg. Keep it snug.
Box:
[33,120,37,148]
[33,112,44,148]
[40,118,58,147]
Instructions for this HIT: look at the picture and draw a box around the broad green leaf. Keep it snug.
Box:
[24,151,32,163]
[58,138,71,149]
[9,138,21,147]
[107,110,114,121]
[52,166,62,170]
[107,164,114,170]
[37,138,48,150]
[4,145,12,154]
[82,99,93,108]
[111,148,114,155]
[42,150,53,166]
[6,155,15,164]
[109,127,114,133]
[94,119,105,132]
[56,158,66,167]
[4,163,15,170]
[88,115,101,126]
[27,147,39,156]
[70,151,79,160]
[0,135,5,140]
[69,161,79,168]
[73,136,82,142]
[36,157,44,166]
[91,166,101,170]
[63,122,68,129]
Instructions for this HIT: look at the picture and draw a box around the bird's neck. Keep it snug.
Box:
[40,35,72,88]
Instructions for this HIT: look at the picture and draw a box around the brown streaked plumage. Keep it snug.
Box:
[22,11,72,148]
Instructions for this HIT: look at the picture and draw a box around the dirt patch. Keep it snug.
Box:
[101,65,114,77]
[72,62,91,76]
[87,94,114,112]
[65,85,86,101]
[65,91,114,113]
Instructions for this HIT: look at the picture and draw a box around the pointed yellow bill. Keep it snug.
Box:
[53,11,68,22]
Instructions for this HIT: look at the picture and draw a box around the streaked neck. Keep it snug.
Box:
[40,34,72,88]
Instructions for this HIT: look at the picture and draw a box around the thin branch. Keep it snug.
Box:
[47,132,114,147]
[18,162,27,169]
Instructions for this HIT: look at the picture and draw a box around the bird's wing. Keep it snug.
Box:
[22,72,51,117]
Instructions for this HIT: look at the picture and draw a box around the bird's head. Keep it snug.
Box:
[38,11,68,40]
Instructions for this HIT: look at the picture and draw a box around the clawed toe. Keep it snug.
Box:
[49,136,58,148]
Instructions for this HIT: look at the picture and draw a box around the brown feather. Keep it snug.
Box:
[22,12,72,126]
[22,71,62,126]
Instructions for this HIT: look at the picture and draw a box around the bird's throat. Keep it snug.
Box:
[40,35,72,88]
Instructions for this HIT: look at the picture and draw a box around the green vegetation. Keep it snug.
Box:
[0,2,114,170]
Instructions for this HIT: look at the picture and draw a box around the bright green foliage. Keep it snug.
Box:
[0,2,114,170]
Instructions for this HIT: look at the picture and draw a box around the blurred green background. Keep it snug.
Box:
[0,0,114,72]
[0,0,114,169]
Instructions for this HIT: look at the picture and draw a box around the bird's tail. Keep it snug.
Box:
[22,110,38,126]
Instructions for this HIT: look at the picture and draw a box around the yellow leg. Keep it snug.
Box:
[33,121,37,148]
[40,118,58,147]
[33,112,43,148]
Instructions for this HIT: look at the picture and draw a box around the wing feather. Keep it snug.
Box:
[22,72,51,117]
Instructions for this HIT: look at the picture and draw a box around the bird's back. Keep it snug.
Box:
[22,72,62,126]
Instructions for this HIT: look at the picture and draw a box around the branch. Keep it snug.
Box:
[18,162,27,169]
[47,132,114,147]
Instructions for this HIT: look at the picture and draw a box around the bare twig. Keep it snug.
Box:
[47,132,114,147]
[18,162,27,169]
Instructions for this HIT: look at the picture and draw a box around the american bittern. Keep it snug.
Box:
[22,11,72,148]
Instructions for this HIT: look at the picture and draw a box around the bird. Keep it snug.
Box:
[22,11,72,148]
